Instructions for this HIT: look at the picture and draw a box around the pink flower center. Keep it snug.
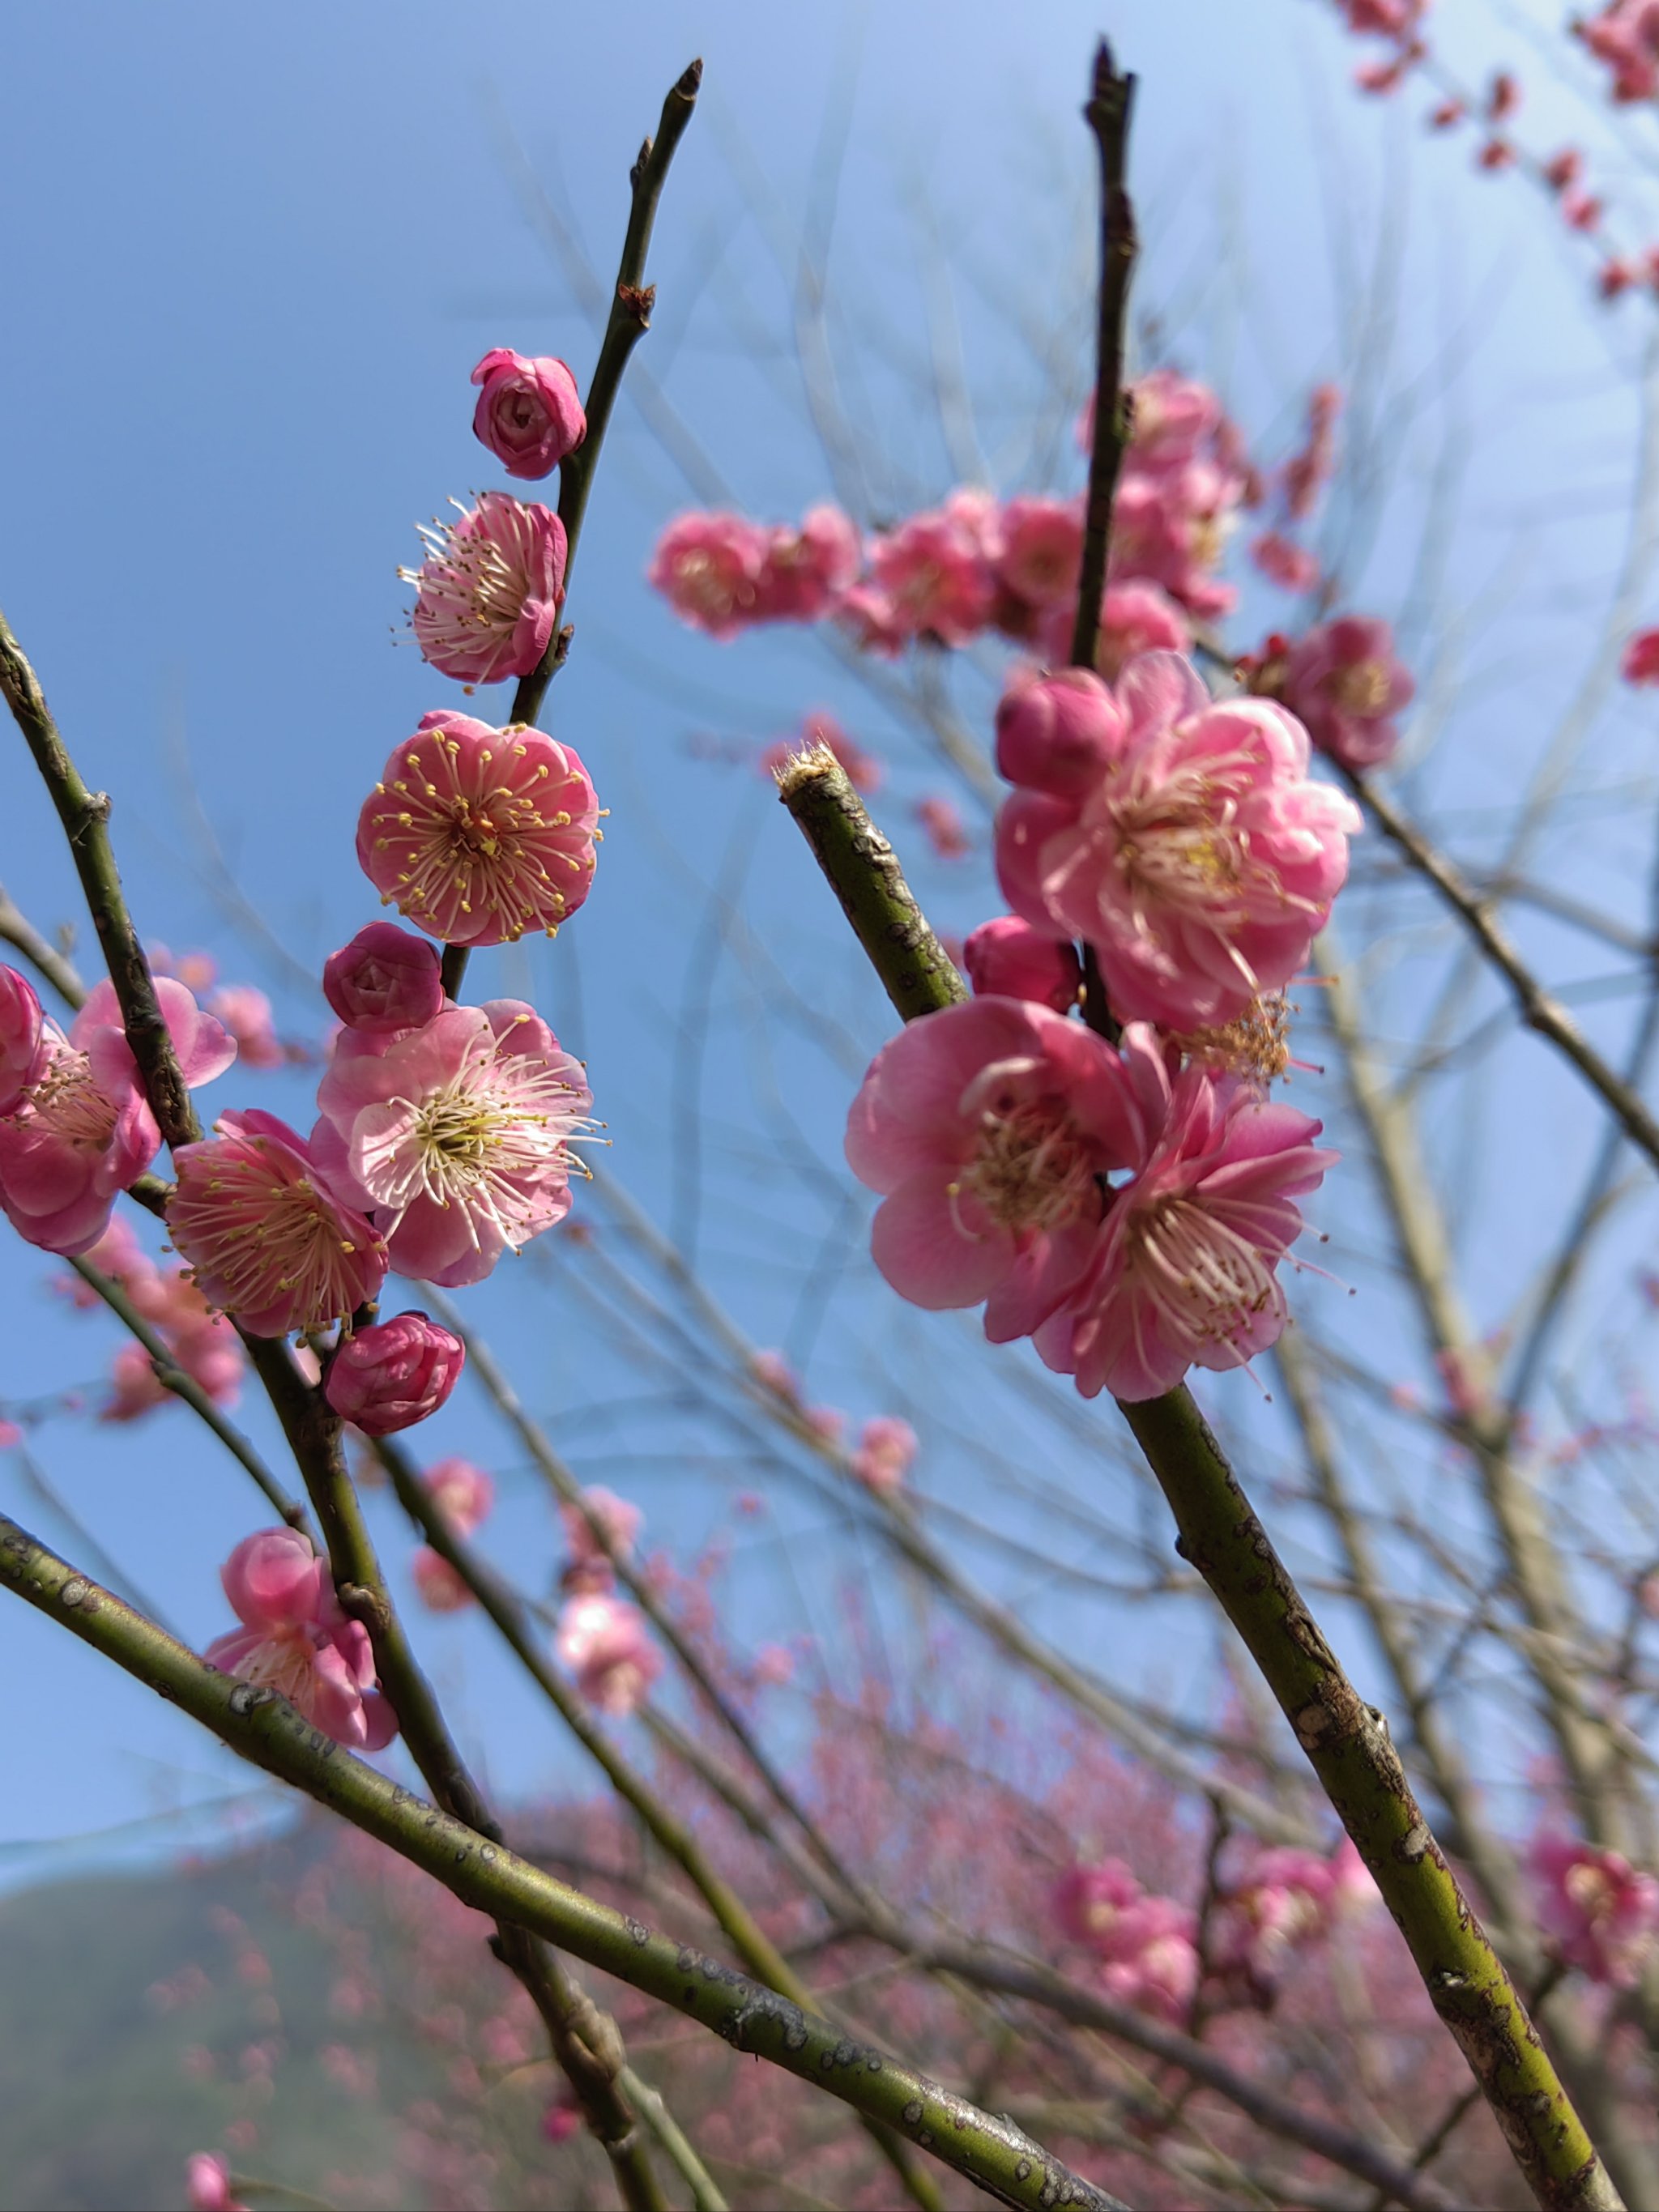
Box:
[959,1097,1099,1234]
[380,731,584,936]
[184,1153,369,1325]
[1564,1863,1617,1922]
[236,1626,320,1709]
[1127,1196,1283,1354]
[672,549,753,624]
[27,1049,117,1149]
[403,509,532,645]
[1328,659,1392,716]
[364,1050,591,1245]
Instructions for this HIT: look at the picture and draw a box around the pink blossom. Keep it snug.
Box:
[1477,139,1515,172]
[1109,462,1239,620]
[1041,581,1193,680]
[996,495,1085,612]
[1563,190,1606,233]
[755,505,862,621]
[325,1312,465,1435]
[205,1527,397,1752]
[0,965,49,1114]
[1035,1029,1335,1400]
[851,1416,918,1495]
[963,916,1082,1014]
[356,711,599,947]
[1250,531,1320,595]
[1622,628,1659,684]
[1545,148,1585,193]
[1601,258,1639,301]
[186,2154,249,2212]
[1577,2,1659,102]
[412,1548,474,1613]
[208,986,285,1071]
[168,1109,387,1336]
[323,923,445,1037]
[0,978,235,1257]
[313,999,591,1286]
[470,348,586,479]
[835,583,911,656]
[542,2099,581,2145]
[1053,1860,1199,2021]
[425,1456,495,1532]
[997,652,1360,1031]
[915,794,970,860]
[843,995,1153,1342]
[996,667,1126,796]
[649,512,771,637]
[0,1421,20,1449]
[555,1592,662,1715]
[1282,616,1414,770]
[1127,369,1222,475]
[560,1485,644,1575]
[864,493,1000,646]
[403,492,567,684]
[1429,96,1466,129]
[761,711,883,795]
[1532,1835,1659,1984]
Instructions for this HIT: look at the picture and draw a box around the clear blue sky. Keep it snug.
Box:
[3,0,1653,1882]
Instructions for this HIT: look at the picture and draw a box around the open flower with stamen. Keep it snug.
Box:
[996,651,1361,1032]
[168,1109,387,1335]
[844,995,1157,1343]
[313,999,593,1287]
[204,1527,397,1752]
[402,492,567,685]
[1282,615,1414,771]
[1035,1026,1335,1401]
[356,710,599,947]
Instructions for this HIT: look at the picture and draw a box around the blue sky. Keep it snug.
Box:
[6,0,1659,1883]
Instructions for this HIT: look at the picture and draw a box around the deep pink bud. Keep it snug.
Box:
[963,917,1082,1013]
[0,965,49,1115]
[470,348,586,479]
[324,1312,465,1436]
[995,668,1126,795]
[323,924,446,1036]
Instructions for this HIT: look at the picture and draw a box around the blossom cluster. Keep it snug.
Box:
[58,1217,244,1421]
[552,1485,662,1715]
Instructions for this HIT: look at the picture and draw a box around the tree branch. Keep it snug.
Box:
[1070,42,1137,673]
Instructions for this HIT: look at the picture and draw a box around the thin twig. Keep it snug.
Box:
[1071,42,1137,673]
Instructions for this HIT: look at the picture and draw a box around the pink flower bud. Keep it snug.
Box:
[470,348,586,479]
[0,965,49,1115]
[323,923,446,1035]
[995,668,1125,795]
[962,917,1081,1013]
[324,1312,465,1435]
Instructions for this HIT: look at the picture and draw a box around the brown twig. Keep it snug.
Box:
[1070,42,1137,673]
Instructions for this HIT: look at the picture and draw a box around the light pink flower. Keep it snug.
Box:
[412,1547,474,1613]
[851,1415,917,1494]
[1127,369,1222,474]
[205,1527,397,1752]
[323,923,445,1036]
[996,651,1361,1032]
[844,995,1154,1341]
[1622,627,1659,685]
[1109,462,1239,620]
[865,494,1000,646]
[313,1000,591,1286]
[755,505,862,621]
[1282,385,1341,522]
[101,1305,243,1423]
[168,1109,387,1335]
[1532,1834,1659,1984]
[1053,1860,1200,2021]
[0,978,235,1257]
[425,1455,495,1532]
[962,916,1082,1014]
[560,1485,644,1574]
[325,1312,465,1435]
[0,965,49,1114]
[996,667,1126,795]
[915,794,970,860]
[403,492,567,684]
[1250,531,1320,595]
[356,711,599,947]
[470,349,586,479]
[649,512,771,637]
[1282,616,1414,770]
[208,986,285,1071]
[996,495,1085,612]
[555,1592,662,1715]
[1035,1029,1335,1400]
[186,2153,249,2212]
[835,583,911,657]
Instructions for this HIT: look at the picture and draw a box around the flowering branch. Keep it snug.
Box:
[1071,42,1137,673]
[0,1509,1130,2212]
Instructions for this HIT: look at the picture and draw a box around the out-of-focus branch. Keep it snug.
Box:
[1071,41,1137,673]
[0,881,83,1008]
[0,1510,1130,2212]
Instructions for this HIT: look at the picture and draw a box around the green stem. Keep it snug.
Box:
[0,1510,1129,2212]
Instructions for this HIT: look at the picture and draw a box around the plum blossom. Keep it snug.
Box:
[1282,385,1341,521]
[186,2154,249,2212]
[0,966,48,1113]
[313,999,592,1287]
[754,505,861,620]
[470,348,586,478]
[87,1228,244,1419]
[205,1528,397,1752]
[1576,2,1659,103]
[962,916,1082,1014]
[649,513,770,637]
[0,976,235,1257]
[403,492,567,684]
[555,1591,662,1715]
[995,494,1084,616]
[996,667,1126,795]
[356,711,600,947]
[324,1312,465,1435]
[323,923,445,1037]
[1044,580,1192,680]
[412,1549,473,1613]
[1035,1028,1335,1400]
[1282,616,1414,771]
[425,1456,495,1532]
[559,1485,644,1586]
[1622,627,1659,684]
[851,1416,917,1495]
[1250,531,1320,594]
[169,1110,387,1336]
[915,794,970,859]
[1532,1834,1659,1984]
[862,492,1001,646]
[1053,1860,1200,2021]
[844,995,1154,1343]
[997,652,1360,1032]
[207,986,285,1071]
